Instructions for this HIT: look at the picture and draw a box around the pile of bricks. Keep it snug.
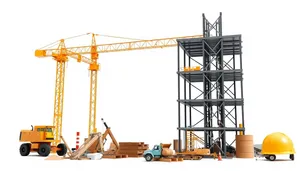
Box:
[117,142,149,157]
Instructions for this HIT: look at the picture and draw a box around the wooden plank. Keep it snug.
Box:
[102,155,117,159]
[114,155,122,158]
[119,146,145,150]
[151,157,184,162]
[118,150,144,155]
[103,151,116,155]
[142,145,149,150]
[119,142,144,144]
[182,155,202,160]
[127,154,143,157]
[115,154,128,158]
[119,142,144,146]
[120,154,128,158]
[103,154,129,159]
[119,145,146,148]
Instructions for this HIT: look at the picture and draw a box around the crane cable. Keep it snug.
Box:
[38,33,90,49]
[95,34,143,41]
[38,40,59,49]
[38,32,144,49]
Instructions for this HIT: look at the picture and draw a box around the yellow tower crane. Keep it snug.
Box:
[35,33,203,145]
[34,36,94,146]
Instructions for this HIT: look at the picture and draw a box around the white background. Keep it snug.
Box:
[0,0,299,170]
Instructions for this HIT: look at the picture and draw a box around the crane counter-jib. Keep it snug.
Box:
[35,49,94,64]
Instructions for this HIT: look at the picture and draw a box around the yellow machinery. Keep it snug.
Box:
[33,38,95,146]
[34,33,203,145]
[19,125,67,157]
[261,132,295,161]
[19,39,91,156]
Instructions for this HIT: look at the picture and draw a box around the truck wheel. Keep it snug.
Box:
[290,154,294,160]
[269,155,276,161]
[145,154,153,162]
[38,143,51,157]
[20,143,31,156]
[56,143,67,156]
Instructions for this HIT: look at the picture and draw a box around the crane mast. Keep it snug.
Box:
[88,34,100,135]
[52,40,67,146]
[35,39,93,145]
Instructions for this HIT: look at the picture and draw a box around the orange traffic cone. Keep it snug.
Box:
[218,152,222,161]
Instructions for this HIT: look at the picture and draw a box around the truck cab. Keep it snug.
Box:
[143,144,162,161]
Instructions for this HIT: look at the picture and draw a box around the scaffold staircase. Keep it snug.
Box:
[186,131,205,151]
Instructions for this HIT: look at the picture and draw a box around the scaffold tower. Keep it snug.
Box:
[176,12,245,156]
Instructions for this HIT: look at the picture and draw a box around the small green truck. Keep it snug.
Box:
[143,143,174,161]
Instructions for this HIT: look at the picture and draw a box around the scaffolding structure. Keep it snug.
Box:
[176,12,245,156]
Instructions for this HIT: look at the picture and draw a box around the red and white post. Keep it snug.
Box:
[76,132,80,150]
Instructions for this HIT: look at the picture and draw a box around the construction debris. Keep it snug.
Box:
[117,142,149,157]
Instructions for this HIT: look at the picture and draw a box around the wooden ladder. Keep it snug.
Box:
[186,131,195,151]
[186,131,205,151]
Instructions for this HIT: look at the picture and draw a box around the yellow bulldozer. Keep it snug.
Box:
[19,125,67,157]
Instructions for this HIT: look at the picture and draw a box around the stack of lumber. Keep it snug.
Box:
[102,142,128,159]
[117,142,149,157]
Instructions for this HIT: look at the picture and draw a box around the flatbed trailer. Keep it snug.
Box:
[176,148,217,159]
[152,155,184,162]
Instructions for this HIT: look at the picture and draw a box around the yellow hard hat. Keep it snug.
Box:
[261,132,295,155]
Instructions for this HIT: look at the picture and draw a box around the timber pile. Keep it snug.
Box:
[102,142,128,159]
[117,142,149,157]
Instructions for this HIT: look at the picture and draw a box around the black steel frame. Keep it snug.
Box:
[176,12,245,156]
